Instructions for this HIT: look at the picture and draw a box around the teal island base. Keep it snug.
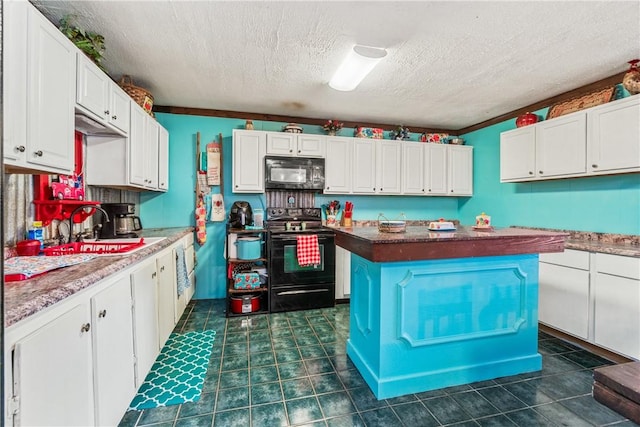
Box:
[347,253,542,399]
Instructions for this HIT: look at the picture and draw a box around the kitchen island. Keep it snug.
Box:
[333,225,567,399]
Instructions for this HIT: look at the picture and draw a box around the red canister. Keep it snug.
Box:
[515,112,539,127]
[16,239,41,256]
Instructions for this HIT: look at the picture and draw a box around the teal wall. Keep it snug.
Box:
[459,108,640,235]
[142,106,639,299]
[140,114,458,299]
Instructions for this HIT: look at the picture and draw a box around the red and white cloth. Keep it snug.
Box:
[296,234,320,266]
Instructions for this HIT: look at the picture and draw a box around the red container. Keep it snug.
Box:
[230,294,261,314]
[516,112,539,127]
[16,240,41,256]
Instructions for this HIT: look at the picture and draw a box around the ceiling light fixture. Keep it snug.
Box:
[329,45,387,91]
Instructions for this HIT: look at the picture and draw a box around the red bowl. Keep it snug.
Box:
[16,239,41,256]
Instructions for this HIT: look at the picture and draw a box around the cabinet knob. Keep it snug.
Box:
[450,189,454,193]
[289,149,293,153]
[422,189,425,192]
[298,150,301,153]
[112,115,117,120]
[160,265,165,272]
[235,185,238,188]
[152,272,157,278]
[34,150,43,157]
[428,189,432,192]
[16,145,26,153]
[104,110,110,115]
[326,187,329,190]
[592,164,598,168]
[98,309,107,318]
[80,323,91,333]
[539,171,543,174]
[529,171,534,175]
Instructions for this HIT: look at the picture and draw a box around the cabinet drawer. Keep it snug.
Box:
[596,253,640,280]
[540,249,589,270]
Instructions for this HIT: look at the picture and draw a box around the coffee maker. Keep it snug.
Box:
[98,203,142,239]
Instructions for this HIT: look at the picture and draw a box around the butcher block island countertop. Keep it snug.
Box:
[332,225,568,262]
[333,225,568,400]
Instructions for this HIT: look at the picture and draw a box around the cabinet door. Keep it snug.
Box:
[129,104,147,186]
[539,262,590,339]
[131,260,160,385]
[232,130,266,193]
[26,4,76,174]
[425,144,447,195]
[377,140,402,194]
[266,132,296,156]
[157,250,177,347]
[158,125,169,191]
[144,117,160,189]
[335,246,351,299]
[91,276,136,427]
[402,142,425,195]
[14,303,94,427]
[588,95,640,173]
[448,145,473,196]
[297,134,326,157]
[536,113,586,178]
[3,0,28,164]
[500,126,536,181]
[352,139,376,194]
[76,53,109,120]
[109,84,131,133]
[325,137,352,194]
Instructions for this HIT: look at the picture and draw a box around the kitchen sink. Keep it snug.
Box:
[44,237,167,257]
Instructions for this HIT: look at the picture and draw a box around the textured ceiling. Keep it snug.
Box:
[32,1,640,130]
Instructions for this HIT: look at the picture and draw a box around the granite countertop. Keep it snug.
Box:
[332,225,567,263]
[512,226,640,258]
[4,227,193,328]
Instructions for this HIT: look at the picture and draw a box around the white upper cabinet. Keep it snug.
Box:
[448,145,473,196]
[76,53,131,134]
[266,132,325,157]
[376,140,403,194]
[500,126,536,181]
[426,144,448,195]
[144,117,160,189]
[588,95,640,174]
[158,125,170,191]
[402,142,425,195]
[352,139,377,194]
[4,0,76,175]
[500,94,640,182]
[129,104,147,186]
[233,130,267,193]
[325,136,352,194]
[535,113,586,178]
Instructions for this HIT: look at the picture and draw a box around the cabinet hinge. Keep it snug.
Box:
[9,395,20,415]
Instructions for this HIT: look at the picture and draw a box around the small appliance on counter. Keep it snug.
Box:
[98,203,142,239]
[229,201,253,229]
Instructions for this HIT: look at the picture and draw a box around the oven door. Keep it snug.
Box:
[268,232,335,285]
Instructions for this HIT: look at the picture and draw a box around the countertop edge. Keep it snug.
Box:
[5,227,194,328]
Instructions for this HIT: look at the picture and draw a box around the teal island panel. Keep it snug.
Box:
[347,253,541,399]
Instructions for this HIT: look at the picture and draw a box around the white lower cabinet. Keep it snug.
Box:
[539,250,590,339]
[5,237,193,426]
[335,246,351,299]
[175,235,197,322]
[157,250,177,346]
[593,253,640,360]
[91,275,136,426]
[131,259,160,385]
[539,250,640,360]
[12,303,95,427]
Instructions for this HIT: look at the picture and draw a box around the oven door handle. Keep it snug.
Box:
[270,235,334,241]
[275,289,330,296]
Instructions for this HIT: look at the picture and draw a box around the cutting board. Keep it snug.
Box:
[5,254,97,282]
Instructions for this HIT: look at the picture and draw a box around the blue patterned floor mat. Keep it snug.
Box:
[128,330,216,411]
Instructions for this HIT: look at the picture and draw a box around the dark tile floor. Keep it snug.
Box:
[119,299,639,427]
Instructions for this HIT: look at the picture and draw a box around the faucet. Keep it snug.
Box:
[68,205,110,243]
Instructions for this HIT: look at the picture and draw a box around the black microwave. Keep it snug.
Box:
[265,156,325,191]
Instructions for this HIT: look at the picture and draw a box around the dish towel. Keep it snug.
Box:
[296,234,320,267]
[175,244,191,297]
